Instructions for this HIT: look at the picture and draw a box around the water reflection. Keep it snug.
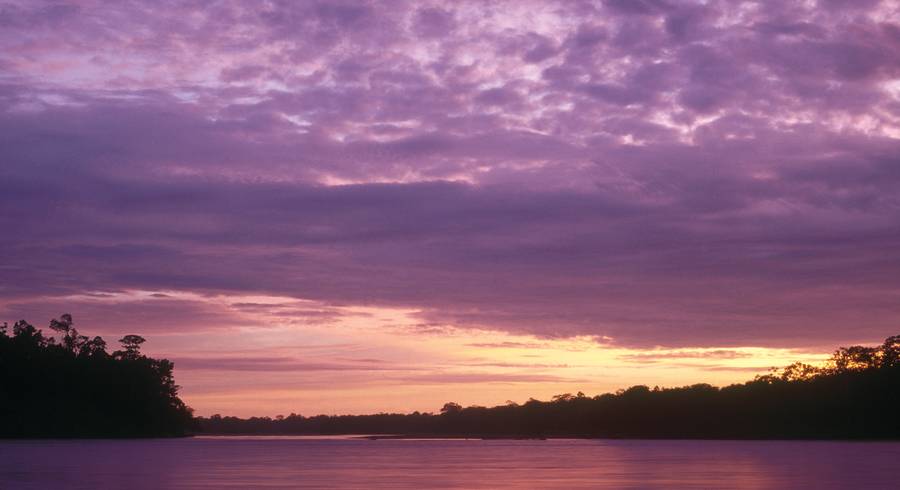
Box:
[1,437,898,489]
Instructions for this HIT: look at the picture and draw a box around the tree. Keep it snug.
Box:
[830,345,879,372]
[440,402,462,414]
[79,336,108,358]
[49,313,78,351]
[117,334,146,359]
[881,335,900,368]
[552,393,575,402]
[12,320,44,347]
[779,362,820,382]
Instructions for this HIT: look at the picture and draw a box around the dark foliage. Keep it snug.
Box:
[0,315,194,438]
[198,335,900,439]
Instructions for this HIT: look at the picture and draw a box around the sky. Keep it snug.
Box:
[2,0,899,417]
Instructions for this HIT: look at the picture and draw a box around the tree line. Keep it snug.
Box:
[0,314,194,437]
[198,334,900,439]
[3,313,897,439]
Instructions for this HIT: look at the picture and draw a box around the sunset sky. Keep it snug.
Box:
[2,0,899,417]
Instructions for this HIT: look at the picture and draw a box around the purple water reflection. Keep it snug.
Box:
[1,437,897,489]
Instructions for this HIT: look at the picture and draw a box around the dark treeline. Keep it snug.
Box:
[3,313,898,439]
[0,315,194,438]
[199,334,900,439]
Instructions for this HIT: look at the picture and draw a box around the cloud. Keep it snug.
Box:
[0,296,249,335]
[465,341,550,349]
[2,0,900,350]
[618,350,755,362]
[172,356,413,372]
[395,372,586,385]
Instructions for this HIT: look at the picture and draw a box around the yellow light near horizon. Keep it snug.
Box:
[36,289,833,417]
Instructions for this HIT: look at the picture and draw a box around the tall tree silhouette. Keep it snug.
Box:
[116,334,147,360]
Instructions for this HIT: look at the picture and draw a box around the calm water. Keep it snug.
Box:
[1,436,898,489]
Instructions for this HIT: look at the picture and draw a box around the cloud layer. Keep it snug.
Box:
[3,0,900,351]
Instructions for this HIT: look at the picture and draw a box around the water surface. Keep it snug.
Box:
[1,436,897,489]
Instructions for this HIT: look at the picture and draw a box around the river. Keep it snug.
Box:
[1,436,897,489]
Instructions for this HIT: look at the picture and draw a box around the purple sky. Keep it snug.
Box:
[2,0,900,415]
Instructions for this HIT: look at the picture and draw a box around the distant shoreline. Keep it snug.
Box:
[4,435,900,443]
[191,433,900,442]
[191,334,900,442]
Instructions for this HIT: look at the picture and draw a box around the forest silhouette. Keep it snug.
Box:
[2,314,899,439]
[0,315,194,437]
[199,334,900,439]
